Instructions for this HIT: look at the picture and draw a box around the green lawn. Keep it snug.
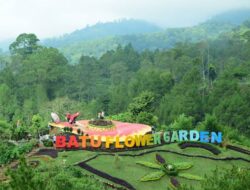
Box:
[29,143,250,190]
[85,151,249,190]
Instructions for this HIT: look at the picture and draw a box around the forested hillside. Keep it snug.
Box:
[43,19,162,48]
[0,0,250,190]
[1,20,250,143]
[41,9,250,63]
[1,7,250,189]
[59,20,235,62]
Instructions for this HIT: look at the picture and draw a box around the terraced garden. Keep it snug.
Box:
[27,143,250,190]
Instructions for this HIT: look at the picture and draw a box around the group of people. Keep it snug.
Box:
[66,111,105,123]
[98,111,105,119]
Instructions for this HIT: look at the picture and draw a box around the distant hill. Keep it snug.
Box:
[209,9,250,25]
[43,19,162,48]
[2,9,250,60]
[0,39,13,52]
[46,9,250,63]
[59,20,236,63]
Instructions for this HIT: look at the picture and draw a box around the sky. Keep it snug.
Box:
[0,0,250,41]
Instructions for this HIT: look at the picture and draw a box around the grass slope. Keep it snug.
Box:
[29,143,250,190]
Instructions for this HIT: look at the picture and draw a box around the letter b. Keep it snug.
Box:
[56,136,66,148]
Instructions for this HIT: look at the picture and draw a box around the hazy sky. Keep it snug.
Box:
[0,0,250,41]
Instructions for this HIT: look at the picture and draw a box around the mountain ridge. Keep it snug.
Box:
[42,19,162,48]
[58,20,237,63]
[1,9,250,56]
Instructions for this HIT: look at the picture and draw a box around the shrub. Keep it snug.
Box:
[0,120,11,129]
[159,124,168,131]
[0,141,16,164]
[64,127,69,132]
[178,173,203,180]
[69,127,73,133]
[128,91,155,115]
[77,128,81,134]
[6,157,36,190]
[168,114,193,130]
[13,125,29,140]
[136,112,158,126]
[109,112,133,122]
[198,114,221,132]
[114,153,122,169]
[16,141,35,154]
[140,171,166,181]
[0,139,37,165]
[201,166,250,190]
[42,139,54,147]
[136,161,161,169]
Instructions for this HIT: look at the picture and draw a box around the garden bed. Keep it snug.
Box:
[78,162,135,190]
[34,148,58,158]
[178,142,221,155]
[226,144,250,155]
[89,119,113,127]
[76,147,250,190]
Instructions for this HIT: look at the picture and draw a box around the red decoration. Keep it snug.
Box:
[66,112,80,124]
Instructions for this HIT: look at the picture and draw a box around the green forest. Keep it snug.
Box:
[0,15,250,190]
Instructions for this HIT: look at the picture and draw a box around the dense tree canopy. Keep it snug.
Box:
[9,33,40,57]
[0,18,250,190]
[0,22,250,144]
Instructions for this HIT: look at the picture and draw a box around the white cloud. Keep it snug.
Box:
[0,0,249,41]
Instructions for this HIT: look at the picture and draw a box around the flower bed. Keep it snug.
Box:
[34,148,58,158]
[226,144,250,155]
[76,148,250,190]
[178,141,221,155]
[87,119,115,131]
[49,120,152,142]
[77,162,135,190]
[89,119,113,126]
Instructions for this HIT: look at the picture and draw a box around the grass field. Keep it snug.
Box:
[28,143,250,190]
